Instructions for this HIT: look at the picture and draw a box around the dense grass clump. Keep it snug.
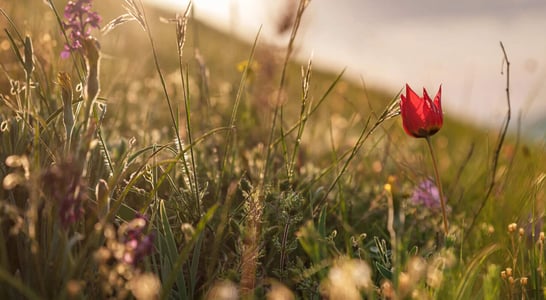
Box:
[0,0,544,299]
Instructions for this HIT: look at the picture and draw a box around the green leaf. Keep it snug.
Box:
[160,204,218,300]
[158,200,187,299]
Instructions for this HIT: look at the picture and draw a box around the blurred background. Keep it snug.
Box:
[147,0,546,139]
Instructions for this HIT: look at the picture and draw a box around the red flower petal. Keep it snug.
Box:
[400,84,443,138]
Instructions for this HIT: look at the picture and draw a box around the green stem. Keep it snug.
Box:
[425,136,449,236]
[0,268,41,300]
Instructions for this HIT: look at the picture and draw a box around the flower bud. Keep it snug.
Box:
[508,223,517,233]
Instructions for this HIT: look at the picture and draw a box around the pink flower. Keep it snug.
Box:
[61,0,101,58]
[121,214,155,266]
[411,179,441,210]
[41,159,87,229]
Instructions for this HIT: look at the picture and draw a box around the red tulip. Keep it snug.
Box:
[400,84,443,138]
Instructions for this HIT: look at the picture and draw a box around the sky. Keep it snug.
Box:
[145,0,546,137]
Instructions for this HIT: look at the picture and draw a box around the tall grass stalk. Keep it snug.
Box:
[240,181,263,297]
[241,1,308,296]
[176,2,201,215]
[214,27,261,202]
[455,244,501,300]
[467,41,512,236]
[119,0,204,218]
[286,57,312,184]
[124,0,184,153]
[313,92,401,216]
[263,0,309,180]
[272,68,346,148]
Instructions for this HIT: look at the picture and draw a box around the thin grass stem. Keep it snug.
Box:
[466,41,512,236]
[264,0,308,181]
[425,136,449,236]
[214,27,261,204]
[313,91,401,215]
[135,0,183,152]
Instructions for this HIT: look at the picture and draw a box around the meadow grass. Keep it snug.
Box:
[0,0,544,299]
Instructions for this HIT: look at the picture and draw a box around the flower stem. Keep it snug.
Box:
[425,136,449,236]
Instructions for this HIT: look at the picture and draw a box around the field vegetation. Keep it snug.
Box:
[0,0,544,299]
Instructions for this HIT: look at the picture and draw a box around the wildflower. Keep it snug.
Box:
[120,214,155,266]
[321,257,372,300]
[128,273,161,300]
[487,225,495,234]
[61,0,101,58]
[94,214,156,297]
[66,280,84,297]
[407,256,427,279]
[42,159,87,228]
[400,84,443,138]
[206,280,239,300]
[380,280,395,299]
[426,263,444,289]
[3,155,30,190]
[265,279,295,300]
[181,223,195,242]
[411,179,448,211]
[508,223,518,233]
[398,272,411,295]
[400,84,449,234]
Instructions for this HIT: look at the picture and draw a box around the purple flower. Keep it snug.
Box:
[58,186,85,228]
[410,179,447,211]
[61,0,101,58]
[121,214,155,266]
[42,159,87,229]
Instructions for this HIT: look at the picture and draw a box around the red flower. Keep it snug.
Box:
[400,84,443,138]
